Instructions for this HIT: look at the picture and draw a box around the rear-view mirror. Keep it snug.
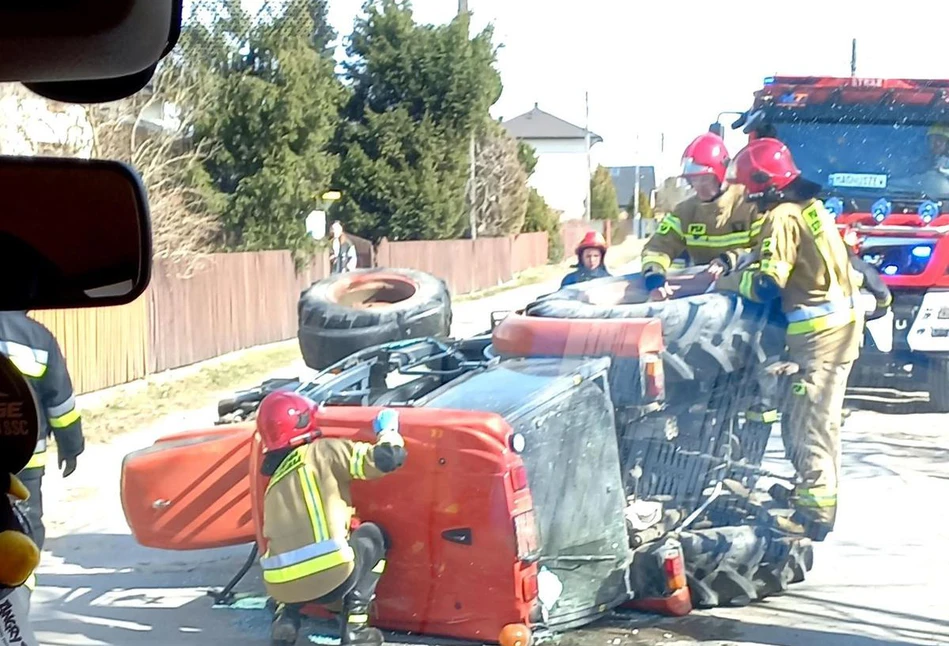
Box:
[0,156,152,311]
[0,1,183,103]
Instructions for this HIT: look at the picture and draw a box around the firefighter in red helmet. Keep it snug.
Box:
[561,231,611,287]
[642,132,763,299]
[257,392,407,646]
[715,138,888,542]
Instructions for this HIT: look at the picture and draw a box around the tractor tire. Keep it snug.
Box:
[679,526,814,609]
[298,268,452,370]
[525,289,785,382]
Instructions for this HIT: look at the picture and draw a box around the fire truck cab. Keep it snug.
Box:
[731,75,949,410]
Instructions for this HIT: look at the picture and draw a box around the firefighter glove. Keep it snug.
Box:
[373,409,399,435]
[59,454,77,478]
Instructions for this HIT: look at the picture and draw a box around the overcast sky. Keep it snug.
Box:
[249,0,949,180]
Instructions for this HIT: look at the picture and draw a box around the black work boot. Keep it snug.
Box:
[340,615,384,646]
[340,566,385,645]
[791,510,834,542]
[774,511,833,542]
[271,603,302,646]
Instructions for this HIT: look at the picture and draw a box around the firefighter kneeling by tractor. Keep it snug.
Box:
[716,138,891,542]
[256,393,407,646]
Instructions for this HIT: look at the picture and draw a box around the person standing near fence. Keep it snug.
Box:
[330,221,358,274]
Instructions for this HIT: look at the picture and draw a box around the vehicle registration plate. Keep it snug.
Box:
[828,173,888,189]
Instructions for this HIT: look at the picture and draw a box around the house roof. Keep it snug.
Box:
[608,166,657,207]
[502,104,603,144]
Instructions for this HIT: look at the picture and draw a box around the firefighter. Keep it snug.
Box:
[926,124,949,176]
[257,394,407,646]
[715,138,889,541]
[0,310,83,559]
[642,132,763,300]
[560,231,611,287]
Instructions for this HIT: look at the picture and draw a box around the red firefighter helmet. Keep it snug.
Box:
[680,132,730,184]
[576,231,607,255]
[726,138,801,196]
[257,391,319,454]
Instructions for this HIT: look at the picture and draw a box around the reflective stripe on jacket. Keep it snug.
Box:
[719,199,864,364]
[261,434,404,604]
[642,184,762,276]
[0,313,83,473]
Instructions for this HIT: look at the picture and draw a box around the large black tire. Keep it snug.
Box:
[298,268,452,370]
[679,525,814,608]
[526,284,786,382]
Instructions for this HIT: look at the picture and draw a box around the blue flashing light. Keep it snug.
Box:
[871,198,892,222]
[912,245,933,258]
[883,265,899,275]
[918,200,940,223]
[825,197,845,218]
[764,76,775,85]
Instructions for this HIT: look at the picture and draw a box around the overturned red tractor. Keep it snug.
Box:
[121,267,820,644]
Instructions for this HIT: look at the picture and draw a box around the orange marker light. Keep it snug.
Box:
[499,623,533,646]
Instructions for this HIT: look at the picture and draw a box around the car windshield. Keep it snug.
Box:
[775,120,949,199]
[3,5,948,646]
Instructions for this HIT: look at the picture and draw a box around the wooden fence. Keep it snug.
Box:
[375,232,548,295]
[30,231,549,395]
[146,251,330,374]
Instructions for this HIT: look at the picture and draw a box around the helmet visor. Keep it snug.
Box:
[680,157,717,177]
[724,160,739,183]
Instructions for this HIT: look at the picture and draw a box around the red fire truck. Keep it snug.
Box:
[728,75,949,410]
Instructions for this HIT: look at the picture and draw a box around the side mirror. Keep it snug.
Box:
[708,122,725,137]
[0,156,152,310]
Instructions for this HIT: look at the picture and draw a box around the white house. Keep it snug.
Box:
[502,104,602,221]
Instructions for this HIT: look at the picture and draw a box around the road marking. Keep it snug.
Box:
[35,630,114,646]
[73,613,152,632]
[89,587,209,609]
[63,587,94,603]
[37,554,133,576]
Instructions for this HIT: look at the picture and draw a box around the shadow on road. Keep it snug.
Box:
[841,417,949,482]
[33,532,269,646]
[667,611,943,646]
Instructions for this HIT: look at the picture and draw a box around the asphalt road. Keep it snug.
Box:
[29,271,949,646]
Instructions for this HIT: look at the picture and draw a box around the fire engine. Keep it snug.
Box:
[729,75,949,410]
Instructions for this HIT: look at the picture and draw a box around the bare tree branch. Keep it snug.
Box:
[468,124,528,237]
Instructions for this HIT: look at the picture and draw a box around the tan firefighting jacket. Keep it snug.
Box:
[261,434,404,604]
[642,184,762,275]
[716,199,865,365]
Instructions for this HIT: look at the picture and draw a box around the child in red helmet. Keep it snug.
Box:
[642,132,764,300]
[561,231,612,287]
